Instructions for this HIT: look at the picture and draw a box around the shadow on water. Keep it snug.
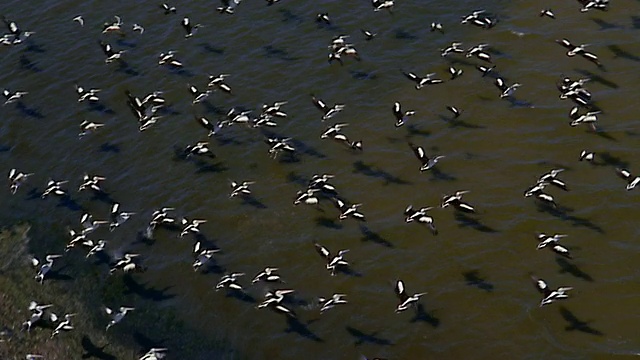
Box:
[47,267,74,282]
[352,161,411,185]
[81,335,116,360]
[88,102,116,115]
[114,61,140,77]
[224,289,256,304]
[285,171,309,187]
[239,195,268,209]
[349,70,378,81]
[556,258,594,282]
[608,44,640,62]
[454,212,498,233]
[535,203,604,233]
[16,101,45,119]
[406,124,432,137]
[463,270,495,292]
[314,216,343,230]
[263,45,299,61]
[409,304,440,327]
[99,142,121,153]
[194,160,229,174]
[25,42,46,53]
[632,15,640,29]
[574,69,619,89]
[394,28,419,40]
[359,225,394,248]
[278,9,305,24]
[591,129,617,142]
[284,317,323,342]
[345,326,394,346]
[594,152,628,168]
[90,191,117,205]
[428,167,457,182]
[122,275,176,302]
[559,307,603,336]
[201,260,226,275]
[439,115,485,129]
[590,18,623,30]
[198,43,225,55]
[56,195,85,212]
[19,55,42,72]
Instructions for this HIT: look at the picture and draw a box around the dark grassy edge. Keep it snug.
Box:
[0,223,244,360]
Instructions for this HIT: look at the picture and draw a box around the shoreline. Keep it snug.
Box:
[0,223,243,360]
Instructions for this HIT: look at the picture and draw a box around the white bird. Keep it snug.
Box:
[72,15,84,26]
[8,168,34,194]
[140,348,168,360]
[180,218,207,237]
[132,23,144,34]
[105,306,135,330]
[109,202,136,231]
[395,279,427,313]
[31,254,62,284]
[3,89,28,105]
[51,313,76,338]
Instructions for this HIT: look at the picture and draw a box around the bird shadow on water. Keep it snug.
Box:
[463,270,494,292]
[263,45,299,62]
[359,225,393,248]
[198,42,225,55]
[19,55,42,73]
[349,69,378,81]
[99,142,121,153]
[122,275,176,302]
[284,317,323,342]
[55,195,85,212]
[278,9,304,25]
[409,304,440,327]
[428,167,456,182]
[24,42,46,53]
[88,102,116,115]
[47,267,74,282]
[439,115,485,129]
[81,335,116,360]
[314,216,343,230]
[535,203,604,234]
[194,159,229,174]
[345,326,394,346]
[352,161,411,185]
[224,289,256,304]
[574,68,619,88]
[609,44,640,61]
[239,195,268,209]
[454,212,498,233]
[556,258,594,282]
[406,124,432,137]
[114,61,140,77]
[594,152,628,168]
[15,101,45,119]
[591,18,624,31]
[90,191,117,205]
[559,307,603,336]
[394,28,419,40]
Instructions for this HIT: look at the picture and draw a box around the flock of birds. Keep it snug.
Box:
[1,0,637,359]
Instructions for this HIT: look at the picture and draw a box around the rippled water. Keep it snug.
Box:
[2,0,640,359]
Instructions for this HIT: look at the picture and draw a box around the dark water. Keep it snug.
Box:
[2,0,640,359]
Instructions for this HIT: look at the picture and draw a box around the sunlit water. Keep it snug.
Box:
[2,0,640,359]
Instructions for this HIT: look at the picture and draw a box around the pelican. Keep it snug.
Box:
[32,254,62,284]
[51,313,75,338]
[105,306,135,330]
